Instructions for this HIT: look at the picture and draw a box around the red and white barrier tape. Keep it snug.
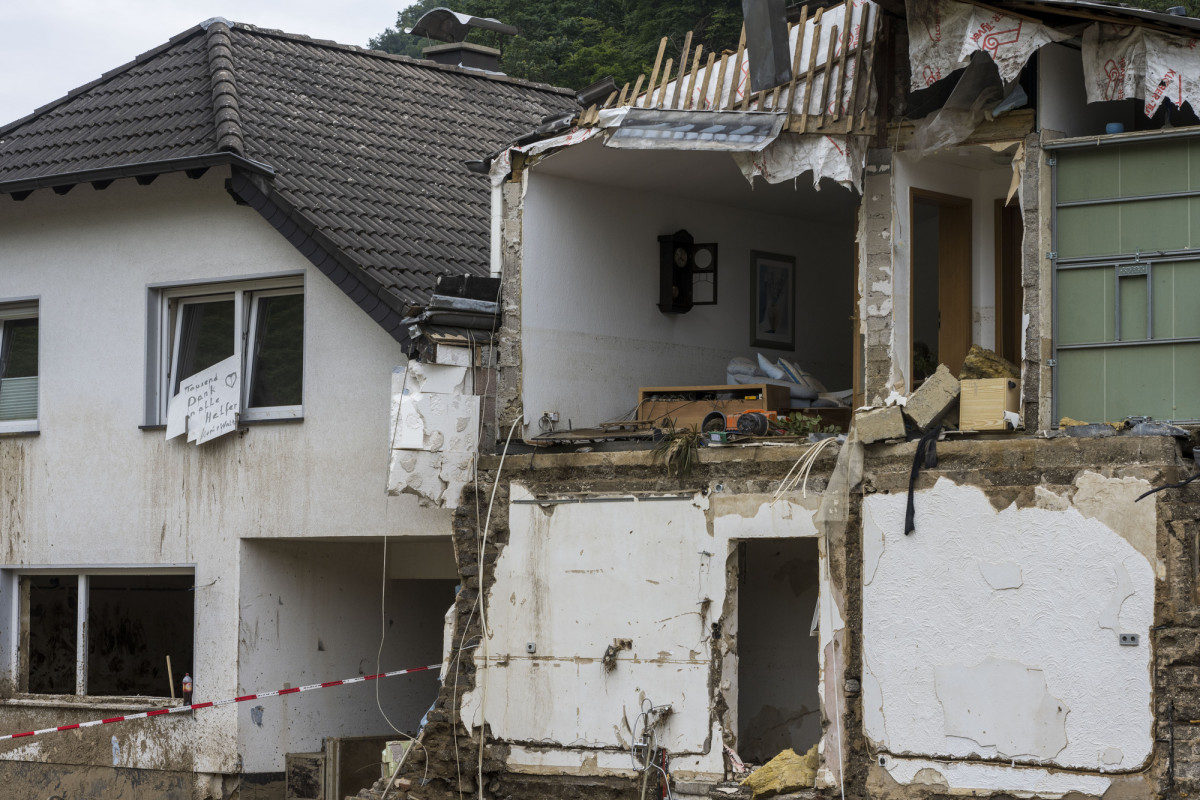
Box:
[0,663,439,742]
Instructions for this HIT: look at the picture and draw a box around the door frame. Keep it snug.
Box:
[909,188,973,383]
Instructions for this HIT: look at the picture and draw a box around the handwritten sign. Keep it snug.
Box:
[165,355,241,444]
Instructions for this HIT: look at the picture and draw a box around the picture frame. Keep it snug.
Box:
[750,251,795,350]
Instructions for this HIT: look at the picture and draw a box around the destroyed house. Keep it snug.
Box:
[0,18,571,799]
[381,1,1200,799]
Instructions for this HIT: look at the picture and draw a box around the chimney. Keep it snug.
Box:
[422,41,503,72]
[408,8,516,73]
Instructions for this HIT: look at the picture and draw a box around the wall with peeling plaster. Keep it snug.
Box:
[862,474,1155,790]
[517,141,856,433]
[460,481,833,783]
[387,362,480,509]
[891,153,1012,391]
[0,170,443,787]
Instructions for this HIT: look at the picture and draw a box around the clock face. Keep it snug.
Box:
[673,246,689,268]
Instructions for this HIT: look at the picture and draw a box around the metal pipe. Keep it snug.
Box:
[1057,335,1200,349]
[1043,127,1200,150]
[1056,187,1200,208]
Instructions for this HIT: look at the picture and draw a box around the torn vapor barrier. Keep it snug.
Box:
[907,0,1067,88]
[387,361,479,508]
[1082,23,1200,115]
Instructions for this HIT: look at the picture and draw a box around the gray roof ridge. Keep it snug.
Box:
[204,20,246,155]
[0,23,211,138]
[224,20,576,96]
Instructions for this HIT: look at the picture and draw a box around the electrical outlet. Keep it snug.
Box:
[525,642,537,654]
[543,411,559,422]
[1119,633,1139,646]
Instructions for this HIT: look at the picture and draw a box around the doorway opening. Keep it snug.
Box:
[736,537,821,763]
[994,199,1023,366]
[911,190,973,382]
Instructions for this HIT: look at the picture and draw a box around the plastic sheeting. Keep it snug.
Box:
[1081,23,1200,116]
[907,0,1066,89]
[732,132,867,190]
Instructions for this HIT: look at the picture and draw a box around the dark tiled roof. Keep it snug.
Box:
[0,19,574,341]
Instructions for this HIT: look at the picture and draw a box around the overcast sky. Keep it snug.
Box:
[0,0,413,125]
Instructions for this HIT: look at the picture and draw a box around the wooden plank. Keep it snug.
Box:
[671,31,693,109]
[656,58,674,108]
[852,5,878,131]
[832,5,852,122]
[818,24,838,130]
[887,108,1035,147]
[643,37,668,108]
[730,25,747,109]
[845,4,866,129]
[712,51,730,111]
[617,81,631,107]
[783,6,808,125]
[602,90,618,110]
[697,52,717,110]
[630,74,646,109]
[799,7,824,134]
[684,44,704,109]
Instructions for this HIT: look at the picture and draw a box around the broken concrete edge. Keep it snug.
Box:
[902,364,960,432]
[383,434,1189,800]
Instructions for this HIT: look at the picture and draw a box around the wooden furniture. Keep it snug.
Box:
[959,378,1020,431]
[637,383,791,429]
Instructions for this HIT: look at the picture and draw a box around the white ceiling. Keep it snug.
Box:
[531,137,860,222]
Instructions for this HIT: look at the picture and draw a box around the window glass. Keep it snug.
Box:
[87,575,193,697]
[26,575,78,694]
[249,293,304,408]
[174,299,234,393]
[0,317,38,422]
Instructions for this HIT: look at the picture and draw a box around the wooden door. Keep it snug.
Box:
[911,190,973,379]
[994,199,1023,366]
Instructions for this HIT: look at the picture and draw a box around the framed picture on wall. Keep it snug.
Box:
[750,251,795,350]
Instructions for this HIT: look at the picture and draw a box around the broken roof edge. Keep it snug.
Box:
[0,152,275,197]
[0,18,574,138]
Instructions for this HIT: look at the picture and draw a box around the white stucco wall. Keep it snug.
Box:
[0,170,449,775]
[237,539,454,772]
[862,475,1156,794]
[461,484,830,782]
[892,153,1012,390]
[519,146,856,433]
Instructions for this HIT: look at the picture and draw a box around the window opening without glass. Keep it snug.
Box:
[20,572,194,698]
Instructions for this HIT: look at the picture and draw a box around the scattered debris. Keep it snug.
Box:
[904,364,960,432]
[960,344,1020,380]
[740,744,818,798]
[854,406,906,444]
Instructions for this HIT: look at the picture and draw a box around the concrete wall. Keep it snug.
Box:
[237,539,454,773]
[459,480,829,783]
[863,475,1155,790]
[517,150,855,433]
[0,170,446,782]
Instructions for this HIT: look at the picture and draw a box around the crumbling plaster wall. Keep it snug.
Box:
[860,148,899,401]
[388,361,480,509]
[858,435,1185,800]
[459,481,832,783]
[402,446,850,798]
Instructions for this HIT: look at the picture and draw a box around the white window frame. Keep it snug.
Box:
[0,299,39,434]
[152,276,304,426]
[7,567,194,701]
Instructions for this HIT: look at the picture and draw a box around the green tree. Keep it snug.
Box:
[368,0,746,90]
